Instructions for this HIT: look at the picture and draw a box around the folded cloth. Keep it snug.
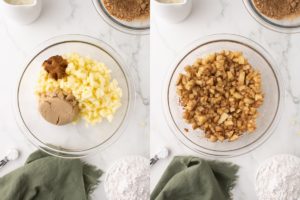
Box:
[0,150,102,200]
[151,156,239,200]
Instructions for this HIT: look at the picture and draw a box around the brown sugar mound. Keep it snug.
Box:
[253,0,300,20]
[103,0,150,21]
[43,55,68,80]
[39,90,79,125]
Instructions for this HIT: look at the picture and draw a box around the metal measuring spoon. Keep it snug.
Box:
[150,147,169,166]
[0,149,19,169]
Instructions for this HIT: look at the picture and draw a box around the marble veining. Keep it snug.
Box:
[0,0,149,199]
[151,1,300,200]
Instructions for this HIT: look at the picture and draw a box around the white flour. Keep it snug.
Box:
[104,156,150,200]
[255,154,300,200]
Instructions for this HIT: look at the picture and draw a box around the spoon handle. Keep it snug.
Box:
[150,155,159,166]
[0,157,9,169]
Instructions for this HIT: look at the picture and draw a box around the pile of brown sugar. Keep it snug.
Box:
[253,0,300,20]
[103,0,150,21]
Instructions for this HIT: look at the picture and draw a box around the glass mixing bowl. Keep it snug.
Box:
[14,35,135,158]
[92,0,150,35]
[243,0,300,33]
[163,34,284,157]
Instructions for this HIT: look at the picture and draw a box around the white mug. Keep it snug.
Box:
[153,0,192,23]
[0,0,42,25]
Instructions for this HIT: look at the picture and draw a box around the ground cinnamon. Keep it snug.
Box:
[253,0,300,20]
[103,0,150,21]
[43,55,68,80]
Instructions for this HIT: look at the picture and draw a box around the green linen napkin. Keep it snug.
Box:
[0,150,102,200]
[151,156,239,200]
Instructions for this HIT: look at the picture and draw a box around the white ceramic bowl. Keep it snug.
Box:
[0,0,42,25]
[153,0,192,23]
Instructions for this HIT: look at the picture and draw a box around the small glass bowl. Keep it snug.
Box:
[163,34,284,157]
[14,35,135,158]
[92,0,150,35]
[243,0,300,33]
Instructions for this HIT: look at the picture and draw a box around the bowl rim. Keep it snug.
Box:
[13,34,136,158]
[162,33,285,158]
[91,0,150,35]
[242,0,300,34]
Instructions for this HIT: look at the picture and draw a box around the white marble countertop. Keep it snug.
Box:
[0,0,149,199]
[150,0,300,199]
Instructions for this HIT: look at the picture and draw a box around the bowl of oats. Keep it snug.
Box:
[163,34,284,157]
[14,34,135,158]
